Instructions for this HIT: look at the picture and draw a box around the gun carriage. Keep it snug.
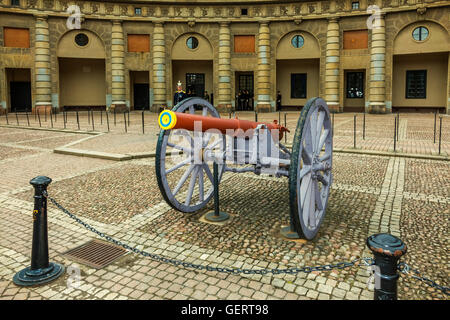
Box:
[155,97,333,240]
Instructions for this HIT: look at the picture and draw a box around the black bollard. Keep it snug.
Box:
[397,112,400,141]
[438,116,442,155]
[367,233,407,300]
[284,113,287,144]
[91,109,95,131]
[433,111,437,143]
[50,109,53,128]
[254,111,258,122]
[204,162,229,222]
[114,108,116,126]
[13,176,64,286]
[106,111,110,132]
[141,111,145,134]
[5,111,9,125]
[76,111,80,130]
[394,116,397,152]
[353,114,357,148]
[363,112,366,140]
[100,110,103,125]
[128,110,130,126]
[37,109,41,127]
[123,112,127,133]
[15,112,19,125]
[26,112,30,126]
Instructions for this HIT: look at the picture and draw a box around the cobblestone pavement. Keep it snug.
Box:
[0,122,448,301]
[1,111,449,156]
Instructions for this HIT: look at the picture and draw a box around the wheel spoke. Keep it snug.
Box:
[302,144,313,164]
[202,107,208,116]
[202,132,212,148]
[314,181,323,211]
[166,157,192,174]
[308,183,316,228]
[316,111,325,140]
[167,142,192,154]
[202,163,214,183]
[317,128,330,153]
[300,173,312,209]
[185,166,199,206]
[172,164,194,196]
[189,105,194,114]
[299,165,311,180]
[301,176,313,224]
[198,168,204,203]
[310,109,318,153]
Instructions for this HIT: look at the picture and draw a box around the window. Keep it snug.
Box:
[135,8,142,16]
[234,35,255,53]
[4,27,30,48]
[186,73,205,97]
[11,0,20,6]
[291,35,304,48]
[406,70,426,99]
[412,26,429,41]
[352,2,360,10]
[186,36,198,50]
[241,8,248,16]
[127,34,150,52]
[74,33,89,47]
[346,72,364,98]
[291,74,307,99]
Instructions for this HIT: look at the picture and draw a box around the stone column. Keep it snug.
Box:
[217,22,232,112]
[256,22,271,112]
[325,18,340,113]
[34,15,52,115]
[111,20,126,111]
[369,14,386,114]
[447,53,450,115]
[151,22,166,112]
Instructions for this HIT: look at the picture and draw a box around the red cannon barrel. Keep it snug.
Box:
[158,110,289,141]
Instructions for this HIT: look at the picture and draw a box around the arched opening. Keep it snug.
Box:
[57,29,106,110]
[392,21,449,112]
[276,31,320,110]
[171,33,214,106]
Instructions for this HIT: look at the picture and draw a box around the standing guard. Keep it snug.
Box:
[173,80,187,106]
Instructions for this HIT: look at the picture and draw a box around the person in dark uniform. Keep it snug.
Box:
[173,80,187,105]
[276,91,282,111]
[204,91,210,102]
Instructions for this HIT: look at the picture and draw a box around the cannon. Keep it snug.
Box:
[155,97,333,240]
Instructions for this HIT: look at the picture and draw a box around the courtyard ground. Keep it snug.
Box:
[0,110,448,300]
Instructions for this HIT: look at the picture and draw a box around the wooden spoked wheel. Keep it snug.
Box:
[155,98,226,212]
[288,97,333,240]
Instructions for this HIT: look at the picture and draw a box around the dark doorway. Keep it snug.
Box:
[133,83,149,110]
[186,73,205,98]
[6,68,32,113]
[235,72,254,111]
[10,82,32,112]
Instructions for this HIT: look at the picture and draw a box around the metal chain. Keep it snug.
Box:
[44,191,374,275]
[398,262,449,296]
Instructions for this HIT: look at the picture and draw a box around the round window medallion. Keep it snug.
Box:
[412,26,429,41]
[75,33,89,47]
[291,35,304,48]
[186,36,199,50]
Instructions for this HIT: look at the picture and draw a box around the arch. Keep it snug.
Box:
[275,30,322,60]
[171,32,214,60]
[393,20,449,55]
[57,29,106,58]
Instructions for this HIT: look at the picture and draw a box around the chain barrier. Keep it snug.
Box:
[44,192,450,296]
[44,191,374,276]
[398,262,449,296]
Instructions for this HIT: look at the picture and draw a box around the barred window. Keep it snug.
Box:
[352,2,360,10]
[346,72,364,98]
[406,70,426,99]
[412,27,429,41]
[291,74,307,99]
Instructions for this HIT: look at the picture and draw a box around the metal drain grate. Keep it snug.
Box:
[63,239,127,269]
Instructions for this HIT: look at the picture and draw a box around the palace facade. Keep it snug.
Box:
[0,0,449,114]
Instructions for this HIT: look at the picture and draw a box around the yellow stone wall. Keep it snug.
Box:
[0,0,448,114]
